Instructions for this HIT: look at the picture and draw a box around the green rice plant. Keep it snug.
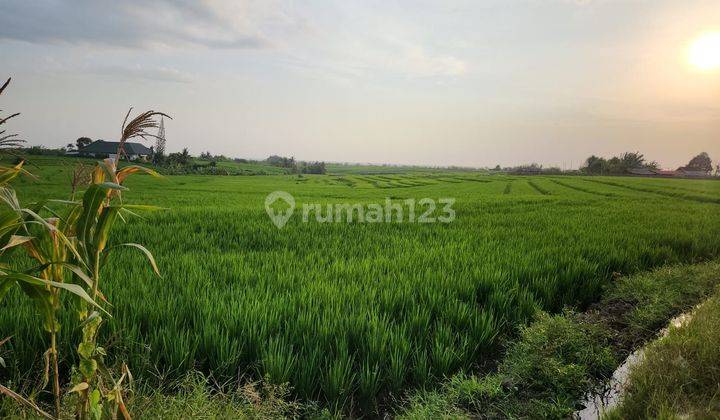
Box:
[322,343,355,407]
[4,156,720,413]
[527,180,551,195]
[411,350,431,388]
[261,338,296,385]
[585,177,720,204]
[358,358,382,405]
[503,182,512,194]
[548,178,615,197]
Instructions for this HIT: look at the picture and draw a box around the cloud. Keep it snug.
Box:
[0,0,289,49]
[397,46,467,77]
[88,65,196,83]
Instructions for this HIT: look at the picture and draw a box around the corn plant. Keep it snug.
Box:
[0,78,25,152]
[0,78,103,418]
[116,108,169,163]
[1,77,166,419]
[68,157,162,420]
[55,110,166,419]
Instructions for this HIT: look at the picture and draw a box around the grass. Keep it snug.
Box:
[399,312,616,419]
[604,262,720,347]
[2,156,720,413]
[399,261,720,419]
[0,371,311,420]
[606,286,720,419]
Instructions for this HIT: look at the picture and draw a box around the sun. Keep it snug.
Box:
[689,32,720,71]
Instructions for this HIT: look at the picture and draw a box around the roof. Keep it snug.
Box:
[627,168,655,175]
[678,168,709,177]
[79,140,152,155]
[511,167,542,174]
[654,170,678,176]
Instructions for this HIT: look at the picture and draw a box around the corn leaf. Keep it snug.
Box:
[94,206,120,252]
[2,271,108,315]
[1,235,33,251]
[106,243,161,277]
[21,208,86,269]
[116,165,163,184]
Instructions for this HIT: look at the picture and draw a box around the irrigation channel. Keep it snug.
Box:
[574,306,701,419]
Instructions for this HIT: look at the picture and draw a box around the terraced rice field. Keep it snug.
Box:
[3,157,720,409]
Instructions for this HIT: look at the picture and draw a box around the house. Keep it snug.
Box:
[677,168,710,178]
[626,168,656,176]
[654,170,679,177]
[77,140,152,161]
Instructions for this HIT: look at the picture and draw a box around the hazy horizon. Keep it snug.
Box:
[2,0,719,170]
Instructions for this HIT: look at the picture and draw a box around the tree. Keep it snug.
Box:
[301,161,326,174]
[76,137,92,150]
[583,155,606,175]
[582,152,654,175]
[685,152,713,173]
[620,152,645,169]
[167,147,191,166]
[66,143,75,151]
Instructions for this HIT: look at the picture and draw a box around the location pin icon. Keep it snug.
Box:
[265,191,295,229]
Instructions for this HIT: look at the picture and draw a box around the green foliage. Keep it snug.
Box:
[0,97,164,419]
[3,156,720,412]
[400,312,615,419]
[606,287,720,419]
[400,260,720,419]
[604,262,720,344]
[684,151,713,173]
[76,138,92,150]
[582,152,658,175]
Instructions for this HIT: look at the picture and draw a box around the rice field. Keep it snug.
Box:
[3,156,720,409]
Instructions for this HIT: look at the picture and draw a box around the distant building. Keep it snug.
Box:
[77,140,152,161]
[510,166,542,175]
[626,168,656,176]
[624,167,713,178]
[677,168,710,178]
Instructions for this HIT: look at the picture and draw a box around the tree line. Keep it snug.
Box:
[581,151,717,175]
[266,154,327,174]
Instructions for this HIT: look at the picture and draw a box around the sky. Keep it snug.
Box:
[1,0,719,169]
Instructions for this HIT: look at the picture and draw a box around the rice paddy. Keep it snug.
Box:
[3,156,720,409]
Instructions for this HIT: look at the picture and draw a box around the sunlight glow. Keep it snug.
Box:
[689,32,720,71]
